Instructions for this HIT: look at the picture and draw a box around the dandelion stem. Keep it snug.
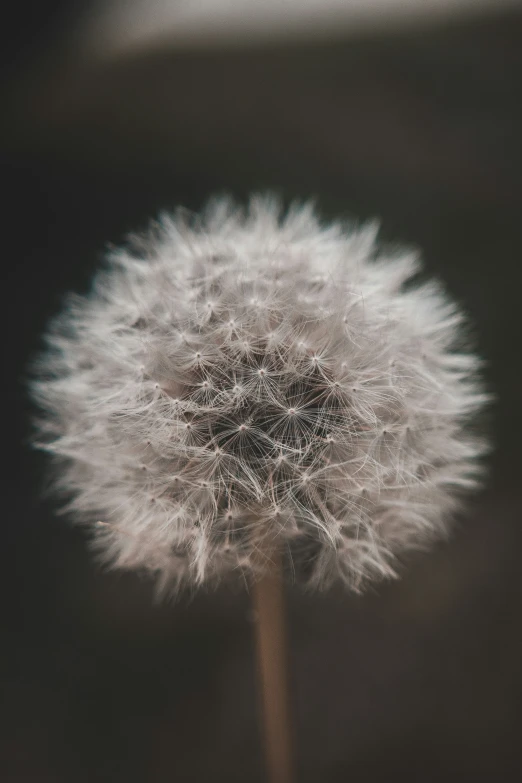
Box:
[252,550,294,783]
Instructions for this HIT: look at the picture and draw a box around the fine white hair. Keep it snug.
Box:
[31,195,488,596]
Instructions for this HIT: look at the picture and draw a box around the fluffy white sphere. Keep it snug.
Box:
[32,195,487,595]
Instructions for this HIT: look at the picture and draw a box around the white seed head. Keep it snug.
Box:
[30,195,488,596]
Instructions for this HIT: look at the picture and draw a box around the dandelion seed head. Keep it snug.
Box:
[30,195,488,596]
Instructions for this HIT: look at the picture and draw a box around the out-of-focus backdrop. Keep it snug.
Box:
[2,1,522,781]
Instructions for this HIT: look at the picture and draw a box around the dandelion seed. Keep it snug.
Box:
[30,194,488,596]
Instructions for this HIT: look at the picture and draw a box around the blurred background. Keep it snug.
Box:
[2,1,522,780]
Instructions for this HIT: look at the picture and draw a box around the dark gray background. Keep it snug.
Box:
[2,4,522,781]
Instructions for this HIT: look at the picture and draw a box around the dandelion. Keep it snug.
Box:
[31,194,487,596]
[30,194,489,783]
